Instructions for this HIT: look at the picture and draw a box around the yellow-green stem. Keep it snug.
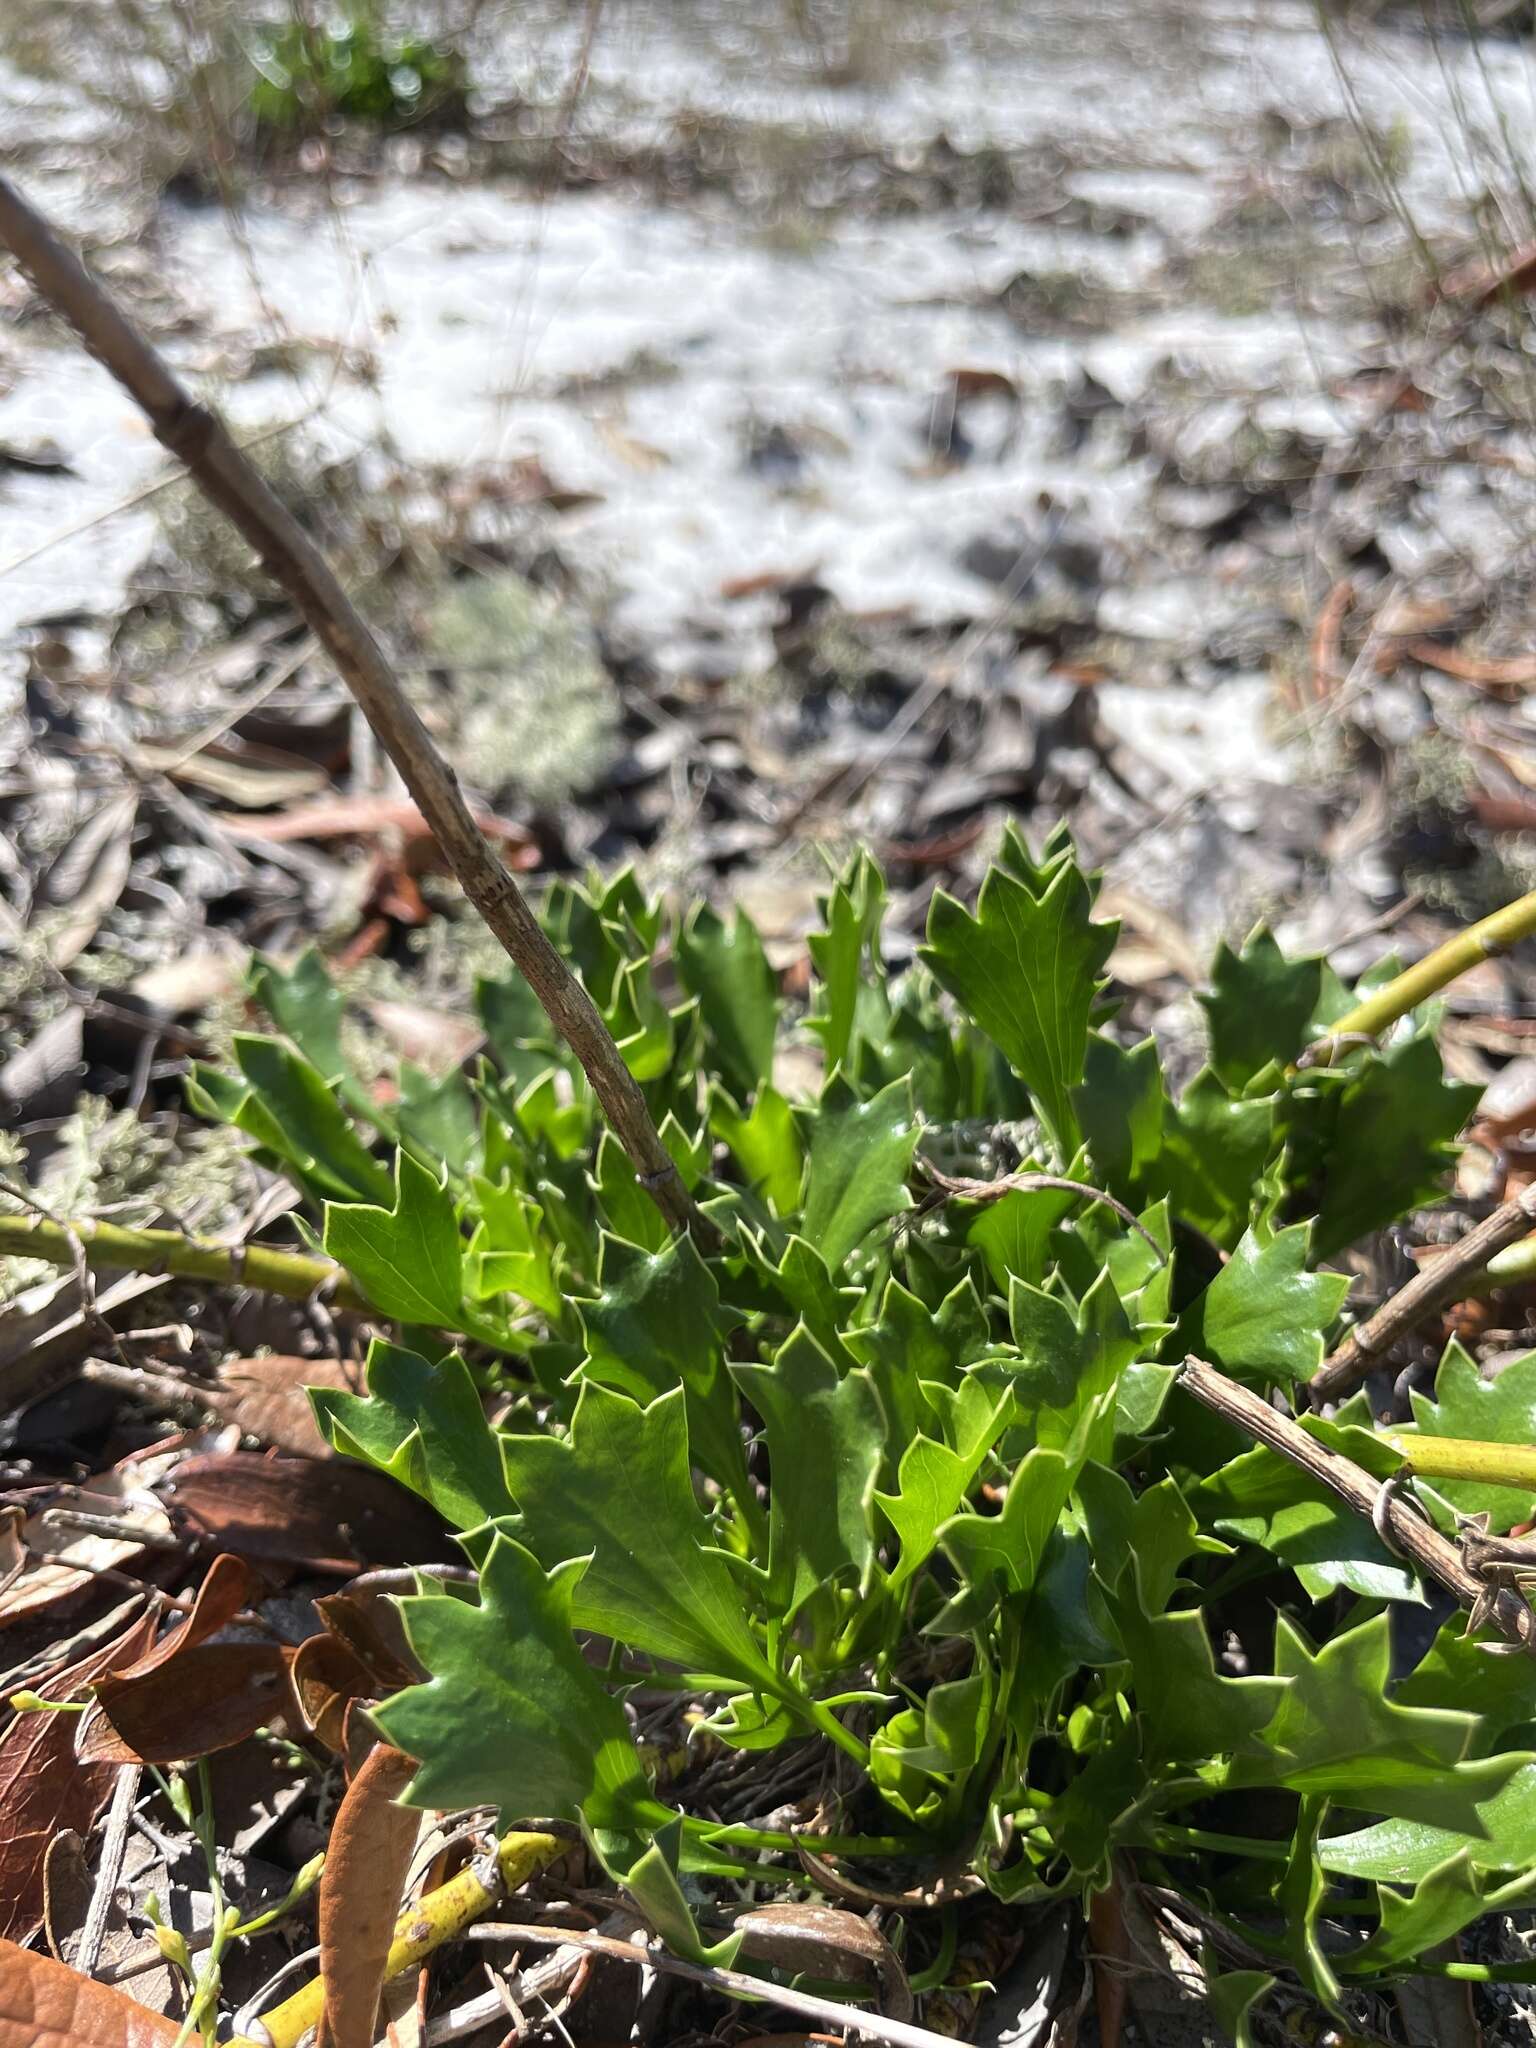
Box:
[225,1829,563,2048]
[1484,1234,1536,1290]
[1309,889,1536,1051]
[0,1210,372,1313]
[1383,1431,1536,1490]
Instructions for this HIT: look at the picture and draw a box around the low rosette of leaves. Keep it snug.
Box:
[185,828,1536,2013]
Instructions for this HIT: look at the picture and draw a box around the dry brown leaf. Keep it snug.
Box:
[31,794,139,970]
[1403,636,1536,690]
[0,1453,180,1629]
[362,1000,485,1074]
[0,1939,181,2048]
[204,1353,360,1456]
[317,1744,422,2048]
[77,1554,294,1766]
[1439,237,1536,304]
[215,795,540,865]
[160,1453,454,1572]
[292,1631,376,1752]
[733,1905,912,2020]
[0,1608,157,1940]
[136,736,329,808]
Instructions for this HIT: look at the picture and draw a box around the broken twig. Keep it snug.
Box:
[1308,1185,1536,1403]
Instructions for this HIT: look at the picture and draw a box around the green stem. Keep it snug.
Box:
[1389,1959,1536,1984]
[1144,1823,1289,1863]
[795,1691,871,1770]
[0,1211,519,1353]
[1484,1233,1536,1290]
[696,1820,919,1858]
[1382,1429,1536,1489]
[1307,888,1536,1054]
[0,1209,369,1309]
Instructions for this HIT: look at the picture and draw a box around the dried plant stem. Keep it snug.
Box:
[0,172,703,1243]
[469,1921,960,2048]
[1308,1185,1536,1404]
[1180,1357,1536,1656]
[1301,888,1536,1062]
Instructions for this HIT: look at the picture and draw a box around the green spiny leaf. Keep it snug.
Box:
[675,903,777,1101]
[500,1379,779,1693]
[379,1533,663,1829]
[312,1340,514,1530]
[801,1072,917,1270]
[732,1325,883,1622]
[921,839,1117,1156]
[324,1148,465,1327]
[1178,1221,1348,1386]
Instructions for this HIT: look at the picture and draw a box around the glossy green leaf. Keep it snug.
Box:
[874,1377,1013,1592]
[230,1034,394,1205]
[800,1073,917,1270]
[1178,1221,1348,1386]
[465,1175,563,1315]
[1272,1795,1340,2008]
[398,1062,479,1174]
[1238,1615,1522,1836]
[921,831,1117,1155]
[1406,1342,1536,1530]
[576,1230,746,1499]
[709,1081,803,1218]
[1193,1423,1420,1605]
[807,853,887,1075]
[249,946,350,1086]
[1311,1033,1480,1258]
[380,1533,662,1829]
[675,903,777,1101]
[1321,1758,1536,1881]
[312,1339,514,1530]
[967,1181,1078,1293]
[995,1265,1143,1457]
[734,1325,883,1621]
[1200,926,1321,1091]
[500,1380,779,1693]
[939,1444,1073,1602]
[846,1272,986,1458]
[1342,1851,1536,1974]
[324,1148,465,1326]
[1205,1962,1275,2048]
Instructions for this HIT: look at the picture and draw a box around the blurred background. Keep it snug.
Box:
[2,0,1535,1173]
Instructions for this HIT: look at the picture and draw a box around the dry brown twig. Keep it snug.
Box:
[1308,1184,1536,1404]
[1180,1355,1536,1656]
[0,173,706,1245]
[470,1920,959,2048]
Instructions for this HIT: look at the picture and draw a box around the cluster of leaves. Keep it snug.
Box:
[247,13,470,136]
[196,826,1536,2018]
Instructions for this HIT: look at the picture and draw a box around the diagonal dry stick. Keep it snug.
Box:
[1181,1356,1536,1656]
[0,173,704,1243]
[1309,1185,1536,1404]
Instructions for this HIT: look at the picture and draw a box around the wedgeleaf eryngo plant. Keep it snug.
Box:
[197,826,1536,2010]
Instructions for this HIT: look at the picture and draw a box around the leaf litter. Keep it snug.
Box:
[3,0,1536,2043]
